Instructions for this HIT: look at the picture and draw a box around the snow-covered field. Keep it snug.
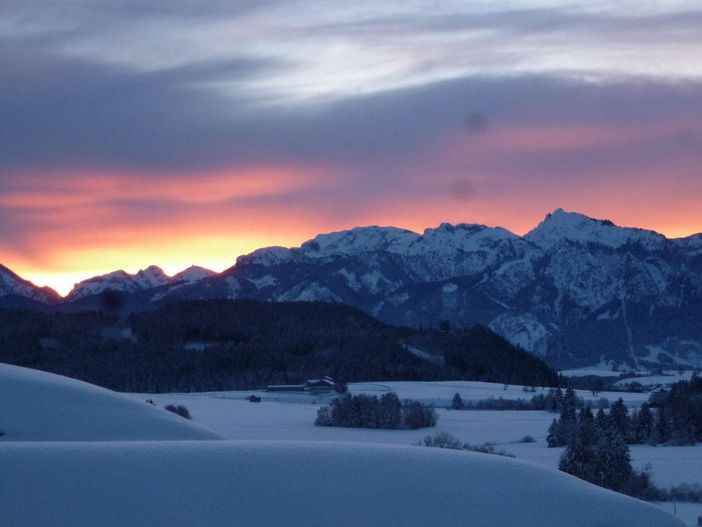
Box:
[137,381,702,525]
[0,364,696,526]
[2,440,684,527]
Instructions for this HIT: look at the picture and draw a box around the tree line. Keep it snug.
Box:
[315,392,438,429]
[0,300,558,392]
[545,377,702,501]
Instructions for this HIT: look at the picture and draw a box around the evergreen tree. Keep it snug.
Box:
[547,418,564,447]
[593,428,632,493]
[560,387,578,445]
[379,392,402,429]
[609,398,631,440]
[559,434,596,484]
[553,387,564,412]
[595,407,609,432]
[656,405,670,443]
[634,403,654,444]
[578,407,597,446]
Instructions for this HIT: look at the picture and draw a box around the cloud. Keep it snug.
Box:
[1,0,702,291]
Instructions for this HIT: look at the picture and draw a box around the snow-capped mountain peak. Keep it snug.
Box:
[172,266,216,283]
[526,208,665,250]
[300,226,418,258]
[66,264,217,300]
[0,264,60,303]
[134,265,169,288]
[419,222,519,251]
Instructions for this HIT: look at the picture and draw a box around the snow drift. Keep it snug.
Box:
[0,363,221,441]
[0,440,684,527]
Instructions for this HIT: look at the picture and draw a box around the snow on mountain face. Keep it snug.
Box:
[0,264,59,303]
[301,226,419,259]
[526,208,665,250]
[66,265,218,300]
[134,265,170,288]
[7,209,702,369]
[206,210,702,368]
[172,266,216,283]
[68,269,152,300]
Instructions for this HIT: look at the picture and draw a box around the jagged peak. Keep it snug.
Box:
[526,208,665,250]
[67,266,170,300]
[241,222,523,266]
[0,264,60,301]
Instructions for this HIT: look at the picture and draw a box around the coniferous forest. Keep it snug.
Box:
[0,299,558,392]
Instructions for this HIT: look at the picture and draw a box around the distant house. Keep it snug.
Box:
[266,376,336,393]
[265,384,306,392]
[304,376,336,393]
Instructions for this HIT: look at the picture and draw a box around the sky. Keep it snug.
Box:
[2,0,702,295]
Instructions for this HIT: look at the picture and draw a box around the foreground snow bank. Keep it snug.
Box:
[0,363,221,441]
[0,441,684,527]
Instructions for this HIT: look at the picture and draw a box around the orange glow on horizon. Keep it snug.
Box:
[9,199,702,297]
[3,124,702,297]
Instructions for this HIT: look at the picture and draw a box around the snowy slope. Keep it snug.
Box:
[0,264,59,303]
[0,440,684,527]
[525,208,666,250]
[66,264,215,300]
[0,363,221,441]
[67,267,169,300]
[172,265,216,283]
[7,208,702,368]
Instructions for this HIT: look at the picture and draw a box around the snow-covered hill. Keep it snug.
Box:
[0,440,684,527]
[0,363,221,441]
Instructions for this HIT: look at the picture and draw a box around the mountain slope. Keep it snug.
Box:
[66,265,215,300]
[172,210,702,368]
[0,300,559,392]
[0,264,60,307]
[4,209,702,368]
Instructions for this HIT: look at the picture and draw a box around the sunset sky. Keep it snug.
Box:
[2,1,702,295]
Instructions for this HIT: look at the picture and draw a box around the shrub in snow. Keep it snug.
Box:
[668,483,702,503]
[451,393,464,410]
[519,435,536,443]
[416,433,515,457]
[417,432,464,450]
[248,395,261,403]
[464,442,515,458]
[164,404,192,420]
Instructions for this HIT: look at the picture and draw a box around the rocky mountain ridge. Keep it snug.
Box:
[4,209,702,369]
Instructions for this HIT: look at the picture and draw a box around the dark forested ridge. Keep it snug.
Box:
[0,299,558,392]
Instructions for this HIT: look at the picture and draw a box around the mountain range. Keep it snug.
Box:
[3,208,702,369]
